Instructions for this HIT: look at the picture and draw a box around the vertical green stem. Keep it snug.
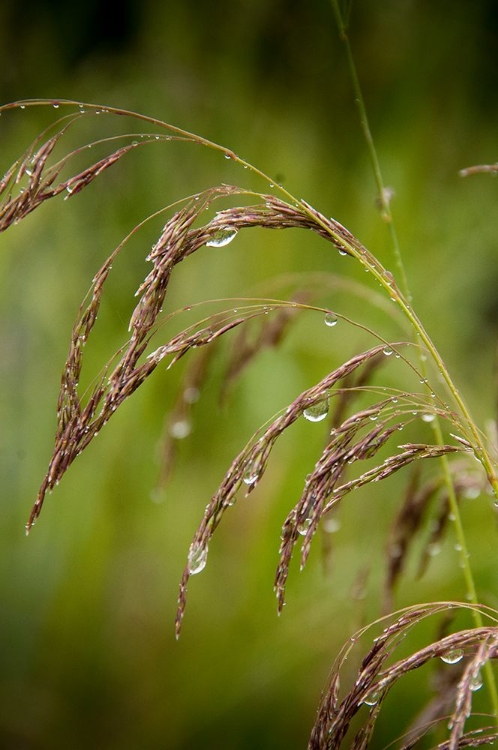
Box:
[330,0,410,300]
[330,0,498,721]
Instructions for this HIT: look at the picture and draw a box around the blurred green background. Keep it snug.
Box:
[1,1,498,747]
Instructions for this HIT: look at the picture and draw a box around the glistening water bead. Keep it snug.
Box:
[297,518,312,535]
[470,671,483,692]
[303,399,329,422]
[440,648,463,664]
[205,227,238,248]
[421,413,435,423]
[362,690,380,707]
[187,543,208,575]
[324,312,338,327]
[242,461,260,485]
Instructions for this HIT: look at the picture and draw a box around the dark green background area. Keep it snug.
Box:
[1,2,498,748]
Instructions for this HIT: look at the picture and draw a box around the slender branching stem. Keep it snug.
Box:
[330,0,498,722]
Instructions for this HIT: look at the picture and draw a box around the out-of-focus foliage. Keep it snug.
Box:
[1,1,498,748]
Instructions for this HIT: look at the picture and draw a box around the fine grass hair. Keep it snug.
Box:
[3,7,498,747]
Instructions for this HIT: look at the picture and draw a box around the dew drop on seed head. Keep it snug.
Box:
[324,312,338,327]
[440,648,463,665]
[470,671,483,692]
[362,690,380,707]
[421,413,435,423]
[206,227,238,248]
[338,248,348,256]
[303,399,329,422]
[297,517,312,535]
[187,543,208,575]
[382,346,393,356]
[242,464,260,485]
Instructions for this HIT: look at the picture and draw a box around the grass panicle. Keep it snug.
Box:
[309,603,498,749]
[1,78,496,749]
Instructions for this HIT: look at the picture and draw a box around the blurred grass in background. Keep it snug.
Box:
[1,1,498,747]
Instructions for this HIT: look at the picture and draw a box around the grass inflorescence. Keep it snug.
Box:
[3,13,498,746]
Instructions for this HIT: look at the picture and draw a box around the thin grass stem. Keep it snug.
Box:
[330,0,498,723]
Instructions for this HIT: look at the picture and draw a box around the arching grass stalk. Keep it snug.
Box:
[4,97,498,750]
[329,0,498,721]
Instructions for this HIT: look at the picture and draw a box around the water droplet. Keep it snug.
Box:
[183,387,200,404]
[303,399,329,423]
[338,248,349,256]
[53,102,60,108]
[322,516,341,533]
[20,104,26,110]
[324,312,338,327]
[169,419,191,439]
[383,346,394,356]
[421,413,435,423]
[440,648,464,664]
[187,543,208,575]
[297,517,312,535]
[243,460,261,485]
[206,227,238,248]
[463,487,480,500]
[470,671,483,692]
[362,690,380,706]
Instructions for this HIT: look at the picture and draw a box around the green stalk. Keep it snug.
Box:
[330,0,410,301]
[330,0,498,720]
